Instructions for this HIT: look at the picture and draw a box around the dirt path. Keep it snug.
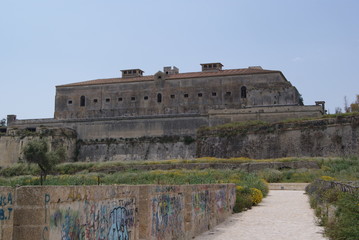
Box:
[195,190,327,240]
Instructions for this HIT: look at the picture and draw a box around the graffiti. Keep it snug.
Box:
[215,189,227,214]
[152,194,184,239]
[45,193,50,223]
[108,207,129,240]
[50,199,135,240]
[192,190,210,216]
[0,192,13,221]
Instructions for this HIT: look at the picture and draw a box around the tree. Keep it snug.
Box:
[350,95,359,112]
[23,139,65,184]
[0,118,6,127]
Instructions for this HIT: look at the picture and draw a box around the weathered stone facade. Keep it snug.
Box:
[54,64,302,119]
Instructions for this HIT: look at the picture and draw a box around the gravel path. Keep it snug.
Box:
[195,190,327,240]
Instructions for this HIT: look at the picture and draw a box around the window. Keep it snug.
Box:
[144,96,148,100]
[118,98,123,101]
[131,97,136,101]
[80,96,85,107]
[170,94,175,99]
[93,99,98,103]
[68,100,73,104]
[157,93,162,103]
[212,92,217,97]
[225,92,232,96]
[241,86,247,98]
[106,98,110,102]
[184,94,189,98]
[198,93,203,97]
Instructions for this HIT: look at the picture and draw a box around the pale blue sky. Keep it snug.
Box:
[1,0,358,120]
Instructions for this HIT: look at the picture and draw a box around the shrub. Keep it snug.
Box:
[250,188,263,205]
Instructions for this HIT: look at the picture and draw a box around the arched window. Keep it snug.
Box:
[157,93,162,103]
[241,86,247,98]
[80,96,86,106]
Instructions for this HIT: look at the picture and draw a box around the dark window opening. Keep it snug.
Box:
[213,64,217,67]
[198,93,203,97]
[80,96,86,107]
[118,98,123,101]
[241,86,247,98]
[26,127,36,132]
[0,128,6,133]
[166,71,168,74]
[106,98,110,102]
[68,100,73,104]
[184,94,189,98]
[157,93,162,103]
[158,76,162,79]
[144,96,148,100]
[170,94,175,99]
[131,97,136,101]
[212,92,217,96]
[93,99,98,103]
[225,91,232,96]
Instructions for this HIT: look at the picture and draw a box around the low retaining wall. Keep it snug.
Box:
[0,184,235,240]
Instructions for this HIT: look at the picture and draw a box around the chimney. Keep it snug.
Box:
[121,69,144,78]
[163,66,179,75]
[200,62,223,72]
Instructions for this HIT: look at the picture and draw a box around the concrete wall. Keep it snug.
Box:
[0,184,235,240]
[0,128,77,168]
[197,115,359,159]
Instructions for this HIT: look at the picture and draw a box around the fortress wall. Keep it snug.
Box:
[0,184,235,240]
[208,105,323,126]
[77,137,196,162]
[0,128,77,168]
[197,115,359,159]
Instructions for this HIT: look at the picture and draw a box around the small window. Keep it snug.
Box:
[212,92,217,96]
[241,86,247,98]
[184,94,189,98]
[198,93,203,97]
[118,98,123,102]
[131,97,136,101]
[144,96,148,100]
[68,100,73,104]
[80,96,85,107]
[213,64,217,68]
[170,94,175,99]
[93,99,98,103]
[106,98,110,102]
[158,76,162,79]
[225,92,231,96]
[157,93,162,103]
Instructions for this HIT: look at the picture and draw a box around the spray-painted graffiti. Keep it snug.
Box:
[151,194,184,239]
[215,189,227,214]
[50,199,135,240]
[192,190,210,216]
[0,192,13,221]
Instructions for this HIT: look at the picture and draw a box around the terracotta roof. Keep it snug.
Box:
[57,68,281,88]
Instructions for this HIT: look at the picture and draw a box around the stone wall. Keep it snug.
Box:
[0,128,77,168]
[0,184,235,240]
[197,115,359,159]
[77,136,196,162]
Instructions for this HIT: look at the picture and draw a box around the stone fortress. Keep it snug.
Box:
[1,62,325,165]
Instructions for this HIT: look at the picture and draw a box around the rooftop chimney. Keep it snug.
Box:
[163,66,179,75]
[200,62,223,72]
[121,69,144,78]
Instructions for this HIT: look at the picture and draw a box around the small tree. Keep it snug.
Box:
[23,139,65,184]
[0,118,6,127]
[350,95,359,112]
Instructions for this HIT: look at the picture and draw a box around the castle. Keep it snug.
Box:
[7,62,324,139]
[1,63,325,165]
